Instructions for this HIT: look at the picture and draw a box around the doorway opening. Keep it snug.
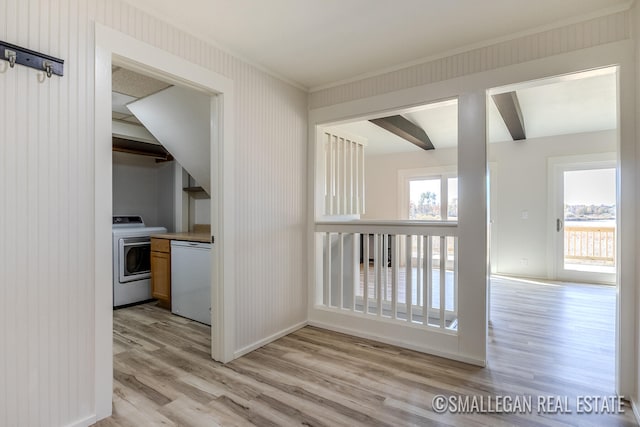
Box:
[95,24,235,419]
[559,166,616,276]
[111,64,215,312]
[311,97,462,346]
[487,66,619,393]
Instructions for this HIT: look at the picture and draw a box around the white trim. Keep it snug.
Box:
[315,220,458,236]
[631,399,640,425]
[65,415,97,427]
[488,162,499,275]
[233,321,308,359]
[94,23,236,421]
[307,319,484,367]
[94,26,114,423]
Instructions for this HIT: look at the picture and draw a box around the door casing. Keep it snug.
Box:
[94,23,236,420]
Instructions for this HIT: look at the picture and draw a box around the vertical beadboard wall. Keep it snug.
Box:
[309,10,631,109]
[0,1,95,425]
[0,0,307,425]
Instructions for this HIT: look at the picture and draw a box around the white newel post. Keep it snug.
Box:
[456,91,489,364]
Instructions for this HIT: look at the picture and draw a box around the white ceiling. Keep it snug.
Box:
[489,67,617,143]
[123,0,628,89]
[331,99,458,155]
[330,67,617,155]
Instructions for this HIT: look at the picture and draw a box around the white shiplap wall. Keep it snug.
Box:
[0,0,307,425]
[309,10,631,109]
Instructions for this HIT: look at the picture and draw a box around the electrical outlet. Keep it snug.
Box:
[520,258,528,266]
[521,210,529,220]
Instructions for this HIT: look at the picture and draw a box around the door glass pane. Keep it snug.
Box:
[409,179,441,220]
[563,168,616,273]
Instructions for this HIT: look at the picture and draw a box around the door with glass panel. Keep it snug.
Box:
[553,162,616,284]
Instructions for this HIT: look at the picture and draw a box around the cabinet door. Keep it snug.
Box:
[151,238,170,253]
[151,251,171,302]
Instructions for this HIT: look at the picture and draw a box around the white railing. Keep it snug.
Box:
[323,131,365,216]
[564,225,615,265]
[315,221,458,332]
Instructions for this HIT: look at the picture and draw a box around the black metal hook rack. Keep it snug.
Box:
[0,40,64,78]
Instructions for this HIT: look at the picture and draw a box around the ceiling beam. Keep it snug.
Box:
[369,115,434,151]
[491,91,526,141]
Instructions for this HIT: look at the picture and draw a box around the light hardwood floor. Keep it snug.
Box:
[96,276,637,426]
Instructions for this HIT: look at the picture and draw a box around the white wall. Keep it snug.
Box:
[192,198,211,226]
[156,161,176,232]
[112,152,167,228]
[362,147,457,220]
[0,0,307,425]
[112,152,176,231]
[363,130,616,279]
[490,130,615,278]
[127,85,212,194]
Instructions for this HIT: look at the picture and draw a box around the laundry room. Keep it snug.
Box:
[110,65,213,325]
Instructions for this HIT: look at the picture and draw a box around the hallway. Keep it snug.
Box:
[97,277,634,426]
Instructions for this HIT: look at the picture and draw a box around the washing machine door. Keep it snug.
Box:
[118,236,151,283]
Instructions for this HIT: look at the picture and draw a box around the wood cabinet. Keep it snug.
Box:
[150,237,171,309]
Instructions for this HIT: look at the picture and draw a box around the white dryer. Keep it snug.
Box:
[112,216,166,307]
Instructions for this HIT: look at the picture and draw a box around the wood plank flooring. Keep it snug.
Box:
[96,276,637,426]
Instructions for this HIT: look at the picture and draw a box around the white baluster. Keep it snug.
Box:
[376,234,382,316]
[324,232,331,307]
[423,236,431,325]
[363,234,369,314]
[439,235,446,329]
[391,235,397,319]
[416,235,422,310]
[338,232,344,309]
[453,237,458,316]
[405,234,412,322]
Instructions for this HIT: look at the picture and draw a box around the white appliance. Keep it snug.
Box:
[171,240,212,325]
[112,215,167,307]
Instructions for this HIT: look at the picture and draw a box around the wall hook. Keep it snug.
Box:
[6,49,16,68]
[43,61,52,78]
[0,40,64,77]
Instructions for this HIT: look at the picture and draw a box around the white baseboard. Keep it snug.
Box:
[233,321,308,359]
[66,415,97,427]
[308,320,485,367]
[631,398,640,425]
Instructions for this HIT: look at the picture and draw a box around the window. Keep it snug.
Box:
[409,178,441,220]
[401,167,458,221]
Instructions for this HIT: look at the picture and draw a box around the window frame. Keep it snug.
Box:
[398,165,458,222]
